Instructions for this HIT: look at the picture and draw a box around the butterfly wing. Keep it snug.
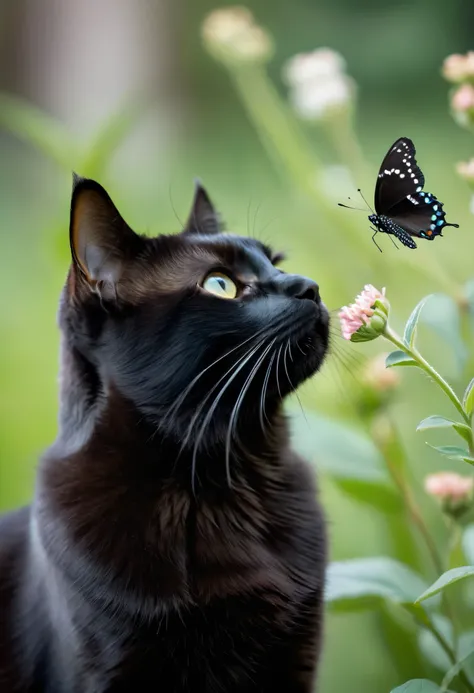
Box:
[386,192,459,240]
[374,137,425,214]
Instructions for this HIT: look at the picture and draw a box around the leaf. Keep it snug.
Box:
[418,615,453,672]
[416,566,474,602]
[325,557,429,611]
[289,409,401,513]
[462,525,474,564]
[426,443,470,459]
[417,416,473,444]
[391,680,445,692]
[463,378,474,417]
[404,295,433,347]
[386,350,417,368]
[440,633,474,690]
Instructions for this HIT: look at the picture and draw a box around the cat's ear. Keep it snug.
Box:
[70,174,142,292]
[182,179,222,235]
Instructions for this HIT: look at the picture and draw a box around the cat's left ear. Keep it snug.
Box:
[182,180,222,235]
[69,174,143,295]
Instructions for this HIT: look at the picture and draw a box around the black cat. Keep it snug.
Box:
[0,176,329,692]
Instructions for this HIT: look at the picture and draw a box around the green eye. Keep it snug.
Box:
[202,272,238,299]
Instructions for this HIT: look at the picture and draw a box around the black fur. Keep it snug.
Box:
[0,177,329,692]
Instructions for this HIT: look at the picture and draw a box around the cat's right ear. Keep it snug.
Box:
[69,174,141,295]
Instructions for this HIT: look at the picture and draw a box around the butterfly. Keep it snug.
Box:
[340,137,459,251]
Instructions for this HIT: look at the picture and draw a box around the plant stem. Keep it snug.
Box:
[424,616,474,692]
[384,325,471,427]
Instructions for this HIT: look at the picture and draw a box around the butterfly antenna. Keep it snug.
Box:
[357,188,375,215]
[337,196,366,212]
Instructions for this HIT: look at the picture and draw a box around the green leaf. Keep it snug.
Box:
[417,416,473,444]
[427,443,470,459]
[386,350,417,368]
[463,378,474,417]
[440,634,474,691]
[391,680,444,692]
[325,557,429,611]
[289,409,401,513]
[418,615,453,672]
[416,566,474,602]
[404,295,433,347]
[462,525,474,564]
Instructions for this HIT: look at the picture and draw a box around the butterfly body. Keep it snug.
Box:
[365,137,459,250]
[368,213,417,249]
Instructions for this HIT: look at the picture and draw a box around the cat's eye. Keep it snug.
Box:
[202,272,238,299]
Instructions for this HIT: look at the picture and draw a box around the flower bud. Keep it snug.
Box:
[450,84,474,129]
[442,52,474,84]
[425,472,474,519]
[202,7,273,66]
[457,159,474,183]
[282,48,355,121]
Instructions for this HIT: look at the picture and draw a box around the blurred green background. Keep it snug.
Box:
[1,0,474,690]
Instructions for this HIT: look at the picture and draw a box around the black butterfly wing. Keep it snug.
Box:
[374,137,425,214]
[386,192,459,240]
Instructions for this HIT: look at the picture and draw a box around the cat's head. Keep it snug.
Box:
[61,176,329,444]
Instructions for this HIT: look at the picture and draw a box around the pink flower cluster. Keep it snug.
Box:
[339,284,386,340]
[424,472,474,502]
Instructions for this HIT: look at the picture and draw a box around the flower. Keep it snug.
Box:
[424,472,474,517]
[456,159,474,182]
[201,7,273,66]
[442,52,474,83]
[450,84,474,129]
[339,284,389,342]
[363,352,399,392]
[282,48,355,121]
[451,83,474,112]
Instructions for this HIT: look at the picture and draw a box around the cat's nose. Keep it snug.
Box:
[277,274,320,302]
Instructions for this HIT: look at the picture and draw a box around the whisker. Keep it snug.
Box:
[284,340,307,425]
[275,344,283,400]
[225,339,276,487]
[190,341,267,495]
[163,326,268,428]
[260,351,276,432]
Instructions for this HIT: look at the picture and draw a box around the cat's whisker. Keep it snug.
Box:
[225,339,276,487]
[163,326,269,430]
[189,341,267,495]
[275,344,283,400]
[284,340,307,425]
[259,351,276,433]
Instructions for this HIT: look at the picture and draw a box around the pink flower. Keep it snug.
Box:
[443,52,474,83]
[339,284,388,341]
[451,83,474,112]
[424,472,474,502]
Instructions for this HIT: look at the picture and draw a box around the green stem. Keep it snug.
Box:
[424,616,474,693]
[384,325,471,427]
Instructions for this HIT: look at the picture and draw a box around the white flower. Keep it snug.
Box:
[283,48,354,121]
[202,7,273,65]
